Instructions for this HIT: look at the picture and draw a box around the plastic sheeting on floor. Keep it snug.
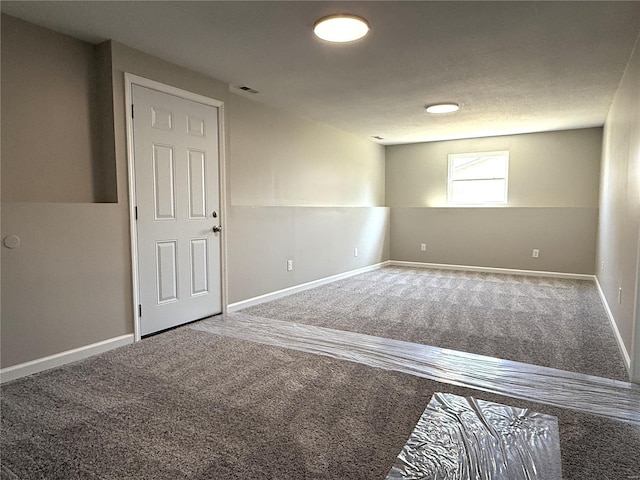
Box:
[191,313,640,425]
[386,392,562,480]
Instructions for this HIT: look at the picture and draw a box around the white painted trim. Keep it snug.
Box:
[228,261,391,312]
[124,74,141,341]
[388,260,595,281]
[124,73,228,338]
[217,101,229,313]
[595,277,632,375]
[228,260,595,312]
[126,74,225,108]
[631,219,640,383]
[0,335,134,384]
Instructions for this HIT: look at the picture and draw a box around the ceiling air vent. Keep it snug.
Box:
[236,85,259,94]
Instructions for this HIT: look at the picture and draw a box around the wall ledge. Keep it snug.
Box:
[0,334,134,384]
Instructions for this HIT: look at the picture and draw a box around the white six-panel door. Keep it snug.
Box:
[132,85,222,336]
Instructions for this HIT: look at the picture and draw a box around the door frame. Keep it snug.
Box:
[124,73,228,341]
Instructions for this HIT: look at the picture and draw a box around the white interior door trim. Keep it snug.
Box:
[632,221,640,383]
[124,73,228,341]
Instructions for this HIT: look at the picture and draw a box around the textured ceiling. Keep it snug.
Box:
[2,1,640,145]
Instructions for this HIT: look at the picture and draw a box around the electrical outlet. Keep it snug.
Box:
[532,249,540,258]
[287,259,293,271]
[420,243,427,252]
[354,247,358,257]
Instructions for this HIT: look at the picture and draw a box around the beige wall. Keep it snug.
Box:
[391,207,597,274]
[230,94,385,207]
[1,17,127,368]
[1,19,386,368]
[386,128,602,208]
[386,129,602,274]
[4,14,627,375]
[1,204,131,366]
[227,94,388,302]
[597,34,640,381]
[228,207,389,303]
[1,15,116,203]
[113,41,388,312]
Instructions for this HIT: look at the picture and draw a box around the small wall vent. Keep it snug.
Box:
[235,85,259,94]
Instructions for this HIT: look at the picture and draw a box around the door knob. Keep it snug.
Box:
[212,225,222,233]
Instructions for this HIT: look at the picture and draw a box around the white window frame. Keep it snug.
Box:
[447,150,509,206]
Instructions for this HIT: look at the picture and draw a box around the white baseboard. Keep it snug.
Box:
[228,261,391,312]
[389,260,596,281]
[228,260,594,312]
[0,334,135,384]
[594,277,632,373]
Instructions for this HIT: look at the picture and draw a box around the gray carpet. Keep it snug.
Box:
[192,314,640,425]
[2,327,639,479]
[243,266,629,381]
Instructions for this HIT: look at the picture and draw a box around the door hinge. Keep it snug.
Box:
[131,104,134,119]
[138,304,142,317]
[134,206,138,220]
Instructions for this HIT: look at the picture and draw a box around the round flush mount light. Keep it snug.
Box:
[313,14,370,43]
[425,103,460,114]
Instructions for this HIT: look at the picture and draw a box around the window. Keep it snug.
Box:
[447,151,509,205]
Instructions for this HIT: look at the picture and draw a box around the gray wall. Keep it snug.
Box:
[391,207,596,273]
[1,16,127,368]
[227,94,387,302]
[386,129,602,274]
[1,204,132,366]
[230,94,384,207]
[1,18,387,369]
[228,207,389,303]
[1,15,116,203]
[113,45,388,308]
[4,14,630,376]
[597,34,640,380]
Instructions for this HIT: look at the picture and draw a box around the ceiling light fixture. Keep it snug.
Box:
[313,14,370,43]
[425,103,460,114]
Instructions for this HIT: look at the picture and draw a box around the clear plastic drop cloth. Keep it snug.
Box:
[386,392,562,480]
[191,313,640,425]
